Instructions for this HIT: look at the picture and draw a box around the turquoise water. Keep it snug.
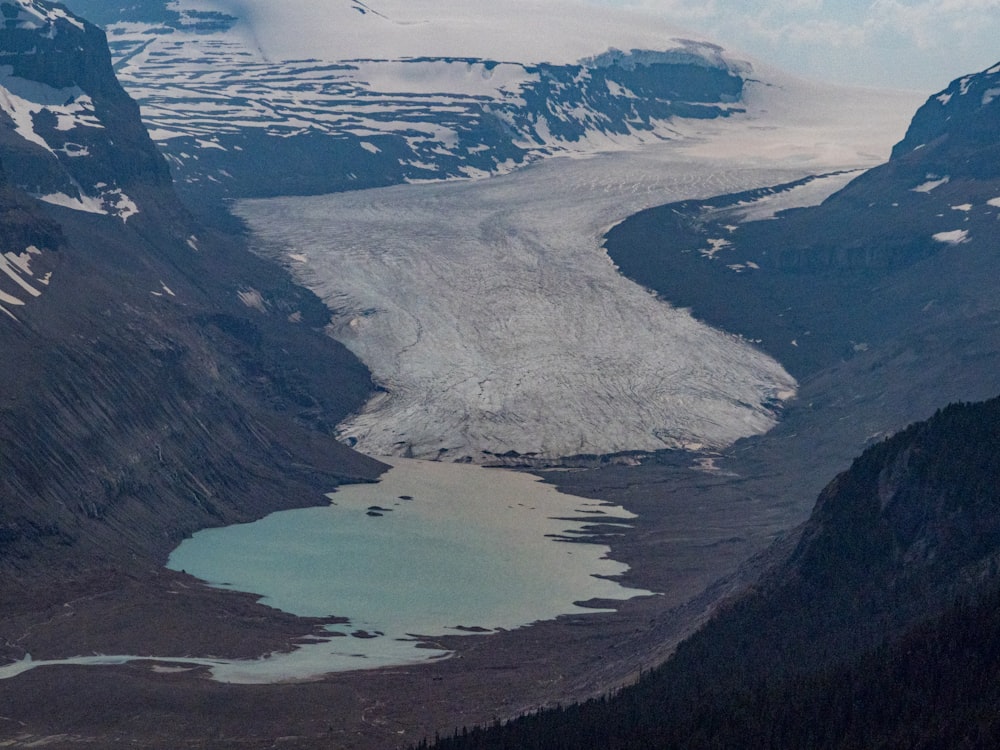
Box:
[0,459,650,684]
[165,458,651,680]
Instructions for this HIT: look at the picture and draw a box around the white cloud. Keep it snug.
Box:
[591,0,1000,88]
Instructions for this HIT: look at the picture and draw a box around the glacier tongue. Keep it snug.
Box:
[236,151,809,463]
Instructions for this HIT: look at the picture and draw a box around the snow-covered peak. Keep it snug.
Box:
[891,59,1000,161]
[1,0,84,33]
[191,0,715,66]
[0,1,168,221]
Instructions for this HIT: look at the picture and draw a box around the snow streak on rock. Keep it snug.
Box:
[0,245,50,321]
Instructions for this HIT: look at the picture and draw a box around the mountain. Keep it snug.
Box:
[605,59,1000,455]
[0,0,168,222]
[0,0,380,601]
[3,2,997,748]
[423,397,1000,749]
[891,61,1000,173]
[60,0,752,212]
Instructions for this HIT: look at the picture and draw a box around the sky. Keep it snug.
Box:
[591,0,1000,92]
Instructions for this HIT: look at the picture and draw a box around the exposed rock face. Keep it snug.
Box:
[0,0,169,219]
[0,1,381,586]
[790,398,1000,596]
[891,61,1000,177]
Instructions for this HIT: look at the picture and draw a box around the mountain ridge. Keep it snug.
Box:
[61,0,759,212]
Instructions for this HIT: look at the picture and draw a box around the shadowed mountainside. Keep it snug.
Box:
[0,1,381,601]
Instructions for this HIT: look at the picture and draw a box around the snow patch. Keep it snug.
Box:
[951,203,973,212]
[195,138,227,151]
[105,188,139,222]
[936,92,953,105]
[983,88,1000,106]
[0,245,48,321]
[36,191,106,214]
[238,287,267,312]
[605,79,637,99]
[726,171,862,223]
[987,197,1000,208]
[36,185,139,222]
[932,229,969,245]
[700,238,731,259]
[912,175,950,193]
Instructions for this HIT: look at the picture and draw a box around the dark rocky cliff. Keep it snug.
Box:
[0,1,170,211]
[891,61,1000,176]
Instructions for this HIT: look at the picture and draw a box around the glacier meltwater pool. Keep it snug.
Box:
[0,459,648,684]
[163,458,650,682]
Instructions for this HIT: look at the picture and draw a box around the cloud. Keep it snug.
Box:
[606,0,1000,49]
[587,0,1000,87]
[867,0,1000,47]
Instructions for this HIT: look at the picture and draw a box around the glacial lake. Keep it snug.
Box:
[164,458,649,681]
[0,459,647,684]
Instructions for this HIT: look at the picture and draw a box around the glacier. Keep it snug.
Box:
[235,75,917,463]
[238,161,793,462]
[58,0,922,462]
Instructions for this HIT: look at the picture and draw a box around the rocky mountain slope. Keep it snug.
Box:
[0,0,381,593]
